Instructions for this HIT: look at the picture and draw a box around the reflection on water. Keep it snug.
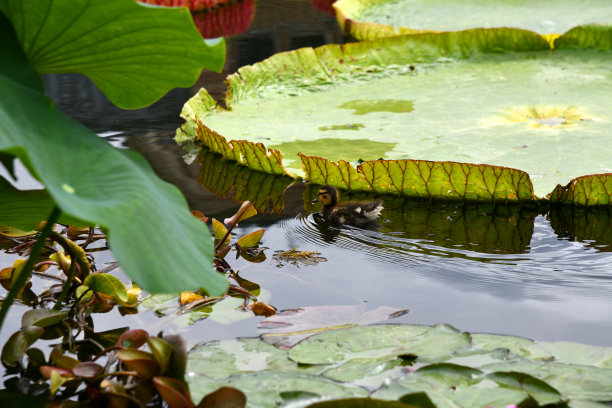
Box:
[187,156,612,345]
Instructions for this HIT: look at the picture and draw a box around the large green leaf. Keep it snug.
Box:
[0,0,225,109]
[333,0,612,41]
[0,177,82,233]
[178,27,612,205]
[0,9,227,294]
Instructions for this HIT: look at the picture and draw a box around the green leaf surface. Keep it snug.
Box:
[373,377,531,408]
[333,0,612,41]
[179,27,612,204]
[555,24,612,50]
[259,304,408,349]
[486,371,565,406]
[536,341,612,368]
[236,229,264,248]
[184,321,612,406]
[21,309,68,328]
[287,324,471,365]
[482,359,612,401]
[0,178,80,234]
[1,326,44,367]
[84,273,128,303]
[187,338,311,381]
[548,174,612,206]
[191,372,369,408]
[306,398,421,408]
[1,0,225,109]
[0,14,227,295]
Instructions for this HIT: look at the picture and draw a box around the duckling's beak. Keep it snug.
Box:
[312,197,319,204]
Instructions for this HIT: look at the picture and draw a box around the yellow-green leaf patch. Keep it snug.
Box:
[333,0,612,41]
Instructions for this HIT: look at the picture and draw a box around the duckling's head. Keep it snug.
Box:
[316,185,338,207]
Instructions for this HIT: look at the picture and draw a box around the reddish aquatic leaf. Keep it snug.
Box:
[312,0,336,16]
[197,386,246,408]
[100,379,126,394]
[40,365,74,379]
[215,245,231,260]
[153,376,194,408]
[250,301,276,317]
[66,225,90,239]
[147,337,174,374]
[72,362,104,379]
[164,334,189,382]
[117,349,160,379]
[118,329,150,349]
[191,210,209,224]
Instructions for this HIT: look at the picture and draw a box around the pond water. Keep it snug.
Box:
[2,0,611,358]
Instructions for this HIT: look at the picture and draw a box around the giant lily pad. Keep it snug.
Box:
[178,26,612,206]
[333,0,612,41]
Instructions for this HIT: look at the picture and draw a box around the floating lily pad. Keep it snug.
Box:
[287,324,471,365]
[178,27,612,205]
[481,359,612,401]
[187,338,317,380]
[190,372,369,408]
[184,321,612,406]
[259,303,408,349]
[139,289,272,327]
[333,0,612,41]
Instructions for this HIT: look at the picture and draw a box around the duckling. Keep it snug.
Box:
[314,185,383,226]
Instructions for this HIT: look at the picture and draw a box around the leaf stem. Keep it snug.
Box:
[53,254,77,310]
[0,207,62,333]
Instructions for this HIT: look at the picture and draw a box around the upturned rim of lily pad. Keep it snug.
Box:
[177,25,612,207]
[332,0,612,45]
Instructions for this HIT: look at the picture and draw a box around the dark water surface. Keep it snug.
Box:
[4,0,611,349]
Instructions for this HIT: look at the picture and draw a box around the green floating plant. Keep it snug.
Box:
[332,0,612,42]
[177,25,612,206]
[186,319,612,408]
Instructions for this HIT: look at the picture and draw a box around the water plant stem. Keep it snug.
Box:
[0,207,62,333]
[53,257,77,310]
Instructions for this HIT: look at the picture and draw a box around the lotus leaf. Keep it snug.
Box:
[333,0,612,41]
[0,1,228,294]
[178,27,612,205]
[1,0,225,109]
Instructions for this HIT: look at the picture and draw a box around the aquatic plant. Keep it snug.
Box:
[0,0,228,336]
[177,25,612,206]
[333,0,612,42]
